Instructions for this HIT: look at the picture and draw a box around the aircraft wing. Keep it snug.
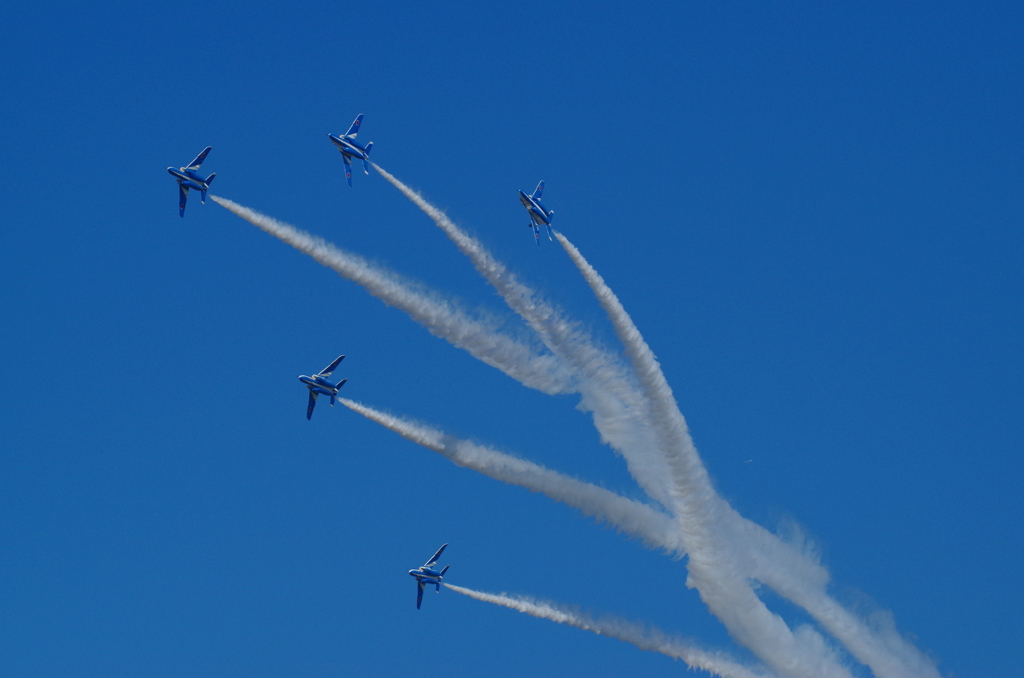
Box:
[318,355,345,378]
[178,184,189,218]
[416,580,424,609]
[187,146,213,171]
[345,114,363,138]
[532,180,545,200]
[306,391,318,420]
[341,153,353,186]
[423,543,448,568]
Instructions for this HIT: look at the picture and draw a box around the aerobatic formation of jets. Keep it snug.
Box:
[169,113,557,246]
[165,114,564,608]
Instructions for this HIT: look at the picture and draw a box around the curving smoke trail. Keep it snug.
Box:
[555,232,940,678]
[444,584,776,678]
[368,171,853,678]
[210,195,571,395]
[344,396,932,678]
[372,164,676,509]
[339,398,684,554]
[213,193,938,678]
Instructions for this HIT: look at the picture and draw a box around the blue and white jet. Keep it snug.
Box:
[518,180,555,245]
[408,543,450,610]
[327,114,374,186]
[298,355,348,420]
[167,147,216,217]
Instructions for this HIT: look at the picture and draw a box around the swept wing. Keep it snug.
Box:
[187,146,213,171]
[318,355,346,378]
[423,543,448,568]
[345,114,364,138]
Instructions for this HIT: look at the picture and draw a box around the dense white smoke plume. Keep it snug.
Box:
[215,191,940,678]
[210,196,571,395]
[444,584,775,678]
[369,173,855,678]
[372,165,677,508]
[339,398,684,554]
[555,232,940,678]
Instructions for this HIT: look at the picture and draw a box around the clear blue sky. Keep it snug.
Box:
[1,2,1021,676]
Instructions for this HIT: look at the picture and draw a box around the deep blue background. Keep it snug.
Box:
[1,2,1021,676]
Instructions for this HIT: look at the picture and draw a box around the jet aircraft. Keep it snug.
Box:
[408,543,450,609]
[327,114,374,186]
[518,180,555,245]
[167,147,216,217]
[298,355,348,420]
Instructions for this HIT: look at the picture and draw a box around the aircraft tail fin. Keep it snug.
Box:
[361,143,373,175]
[200,174,216,205]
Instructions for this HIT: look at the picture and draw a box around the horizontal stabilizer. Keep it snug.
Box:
[439,564,450,576]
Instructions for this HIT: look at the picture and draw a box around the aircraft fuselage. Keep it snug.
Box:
[519,190,552,226]
[328,134,370,160]
[167,167,212,192]
[409,567,444,581]
[299,374,342,396]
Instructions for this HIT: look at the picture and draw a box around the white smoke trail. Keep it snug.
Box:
[367,170,851,678]
[444,584,776,678]
[372,164,677,512]
[211,194,936,676]
[210,195,572,395]
[343,397,926,678]
[339,398,684,554]
[556,232,939,678]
